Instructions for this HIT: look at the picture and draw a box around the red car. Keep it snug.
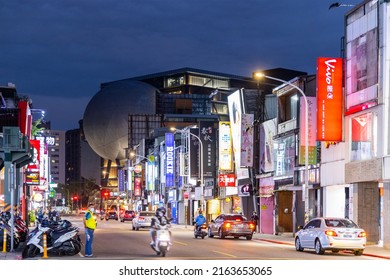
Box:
[120,210,136,222]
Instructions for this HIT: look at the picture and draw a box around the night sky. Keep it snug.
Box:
[0,0,354,130]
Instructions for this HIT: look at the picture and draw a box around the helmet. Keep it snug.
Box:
[41,219,50,228]
[156,207,166,217]
[61,220,72,229]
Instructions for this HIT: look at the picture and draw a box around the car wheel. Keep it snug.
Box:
[315,239,325,255]
[208,227,214,238]
[354,250,363,256]
[246,234,252,240]
[132,224,135,230]
[218,229,225,239]
[136,226,139,231]
[295,237,304,251]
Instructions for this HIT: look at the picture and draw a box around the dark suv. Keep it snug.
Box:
[105,211,118,221]
[120,210,135,222]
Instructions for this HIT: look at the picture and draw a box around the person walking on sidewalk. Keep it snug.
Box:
[83,204,97,257]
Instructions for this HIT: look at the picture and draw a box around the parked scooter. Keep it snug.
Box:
[150,222,172,257]
[23,218,81,258]
[0,220,20,252]
[194,223,208,239]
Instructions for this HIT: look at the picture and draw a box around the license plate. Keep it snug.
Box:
[236,224,244,228]
[344,234,352,238]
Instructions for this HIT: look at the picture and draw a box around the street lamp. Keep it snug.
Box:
[170,127,204,211]
[255,72,310,225]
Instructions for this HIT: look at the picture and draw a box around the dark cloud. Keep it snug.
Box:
[0,0,353,130]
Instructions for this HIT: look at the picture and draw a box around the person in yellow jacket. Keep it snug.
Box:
[83,204,97,257]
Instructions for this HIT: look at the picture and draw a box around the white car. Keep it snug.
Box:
[132,211,155,231]
[295,217,367,256]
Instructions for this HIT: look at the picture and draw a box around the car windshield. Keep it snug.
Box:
[325,218,358,228]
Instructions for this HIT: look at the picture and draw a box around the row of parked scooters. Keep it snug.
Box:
[0,211,28,252]
[0,211,82,258]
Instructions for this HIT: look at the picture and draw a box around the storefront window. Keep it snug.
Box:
[351,112,376,161]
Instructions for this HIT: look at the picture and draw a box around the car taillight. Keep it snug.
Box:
[224,222,231,228]
[249,223,255,229]
[139,217,145,221]
[358,231,367,238]
[325,230,338,237]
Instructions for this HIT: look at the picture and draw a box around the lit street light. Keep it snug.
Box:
[170,127,204,211]
[255,72,310,225]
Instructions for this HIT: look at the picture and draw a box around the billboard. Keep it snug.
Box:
[199,121,216,177]
[218,174,236,187]
[345,28,378,114]
[227,90,243,167]
[300,96,318,165]
[218,122,233,171]
[165,133,175,187]
[316,57,343,141]
[260,119,277,173]
[240,113,254,167]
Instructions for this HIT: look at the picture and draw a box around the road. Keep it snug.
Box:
[25,215,380,260]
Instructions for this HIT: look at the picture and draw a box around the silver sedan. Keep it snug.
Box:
[295,217,367,256]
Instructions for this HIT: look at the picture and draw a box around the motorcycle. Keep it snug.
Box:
[194,223,208,239]
[23,219,82,258]
[0,220,20,252]
[150,222,171,257]
[11,214,29,242]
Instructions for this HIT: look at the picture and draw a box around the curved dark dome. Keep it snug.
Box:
[83,80,157,161]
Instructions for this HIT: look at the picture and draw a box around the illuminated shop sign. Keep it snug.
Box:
[316,57,343,141]
[218,122,233,171]
[165,133,175,187]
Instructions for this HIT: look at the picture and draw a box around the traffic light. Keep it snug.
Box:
[73,195,79,201]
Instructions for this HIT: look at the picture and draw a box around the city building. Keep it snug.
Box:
[82,67,306,224]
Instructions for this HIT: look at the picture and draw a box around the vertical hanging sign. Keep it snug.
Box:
[199,121,216,177]
[316,57,343,141]
[165,133,175,187]
[218,122,233,171]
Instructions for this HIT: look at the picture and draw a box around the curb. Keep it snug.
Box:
[254,237,390,260]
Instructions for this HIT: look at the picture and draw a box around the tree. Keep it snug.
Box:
[31,119,45,138]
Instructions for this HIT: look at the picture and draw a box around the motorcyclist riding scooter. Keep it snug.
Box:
[193,210,207,239]
[149,207,172,256]
[150,207,171,246]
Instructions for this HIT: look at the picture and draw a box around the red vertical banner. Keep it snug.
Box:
[316,57,343,141]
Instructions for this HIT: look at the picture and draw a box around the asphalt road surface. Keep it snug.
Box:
[23,215,380,260]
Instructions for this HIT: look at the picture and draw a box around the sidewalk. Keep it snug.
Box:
[0,243,24,260]
[253,232,390,260]
[171,224,390,260]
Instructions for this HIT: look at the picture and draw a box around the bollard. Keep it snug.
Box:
[2,229,7,253]
[42,233,48,258]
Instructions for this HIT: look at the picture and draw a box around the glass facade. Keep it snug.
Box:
[351,112,376,161]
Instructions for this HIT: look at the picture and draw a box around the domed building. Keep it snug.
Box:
[83,80,157,161]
